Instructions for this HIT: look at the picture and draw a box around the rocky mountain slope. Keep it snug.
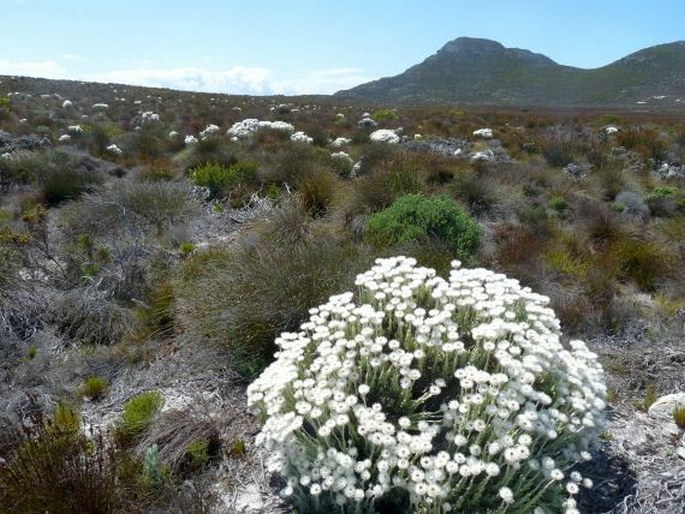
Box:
[336,38,685,107]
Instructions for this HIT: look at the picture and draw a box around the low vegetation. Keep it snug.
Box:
[0,75,683,512]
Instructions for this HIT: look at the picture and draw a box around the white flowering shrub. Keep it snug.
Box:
[58,134,72,144]
[184,135,198,145]
[248,257,606,513]
[331,137,352,148]
[227,119,295,139]
[106,144,122,155]
[62,99,73,109]
[141,111,160,123]
[473,128,494,139]
[370,129,400,144]
[291,131,314,144]
[199,124,220,139]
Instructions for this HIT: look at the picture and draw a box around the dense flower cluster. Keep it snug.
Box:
[106,144,122,155]
[473,128,494,139]
[331,137,352,148]
[58,134,72,143]
[248,257,606,513]
[227,118,295,139]
[92,103,109,110]
[369,129,400,144]
[199,124,220,139]
[141,111,160,123]
[291,131,313,144]
[67,125,83,134]
[184,135,198,145]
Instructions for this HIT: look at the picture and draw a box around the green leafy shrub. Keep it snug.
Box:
[645,186,684,217]
[114,391,164,447]
[371,108,398,121]
[248,257,606,513]
[365,194,481,261]
[190,161,258,201]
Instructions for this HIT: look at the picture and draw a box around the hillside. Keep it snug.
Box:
[336,38,685,107]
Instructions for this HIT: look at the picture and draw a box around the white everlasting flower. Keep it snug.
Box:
[291,131,313,144]
[199,124,220,139]
[369,129,400,144]
[106,144,122,155]
[141,111,160,123]
[330,137,352,148]
[473,128,494,139]
[184,135,198,145]
[498,486,514,503]
[248,257,606,513]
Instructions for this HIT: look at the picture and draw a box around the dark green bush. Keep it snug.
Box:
[365,194,481,261]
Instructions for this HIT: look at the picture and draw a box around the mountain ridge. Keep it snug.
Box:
[335,37,685,107]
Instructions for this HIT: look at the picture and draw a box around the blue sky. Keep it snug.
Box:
[1,0,683,95]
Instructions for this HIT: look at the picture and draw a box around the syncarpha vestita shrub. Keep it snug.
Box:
[248,257,606,513]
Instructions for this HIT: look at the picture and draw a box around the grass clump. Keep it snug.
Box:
[365,194,481,261]
[673,405,685,429]
[81,375,110,400]
[114,391,164,447]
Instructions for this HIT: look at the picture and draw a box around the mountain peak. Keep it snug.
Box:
[335,38,685,107]
[438,37,505,56]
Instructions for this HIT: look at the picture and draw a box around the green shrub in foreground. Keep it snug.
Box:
[365,194,481,261]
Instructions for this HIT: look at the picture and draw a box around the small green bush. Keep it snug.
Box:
[114,391,164,447]
[645,186,684,217]
[365,194,481,261]
[190,161,258,199]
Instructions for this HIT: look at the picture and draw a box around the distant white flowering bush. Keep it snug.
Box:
[67,125,83,134]
[199,124,220,139]
[331,137,352,148]
[604,126,619,135]
[248,256,606,513]
[184,135,198,145]
[168,130,180,139]
[92,103,109,110]
[331,151,353,164]
[106,144,122,155]
[473,128,494,139]
[141,111,160,123]
[58,134,72,144]
[370,129,400,144]
[291,131,313,144]
[227,118,295,139]
[62,99,73,109]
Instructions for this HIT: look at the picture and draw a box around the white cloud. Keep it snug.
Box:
[275,68,375,95]
[90,66,275,95]
[0,59,67,79]
[0,59,372,96]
